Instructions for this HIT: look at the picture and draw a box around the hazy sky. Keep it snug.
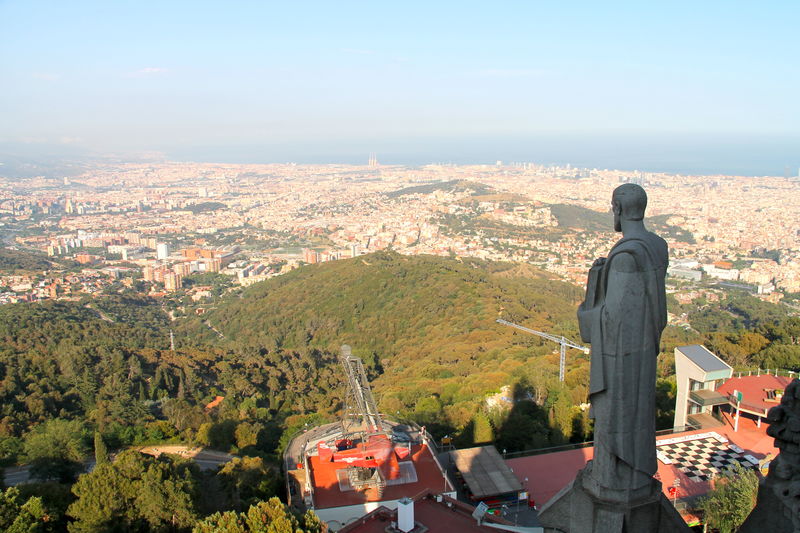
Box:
[1,1,798,172]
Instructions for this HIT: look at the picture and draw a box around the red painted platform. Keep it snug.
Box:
[309,443,451,509]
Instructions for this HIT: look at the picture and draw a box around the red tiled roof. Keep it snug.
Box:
[309,444,452,509]
[339,492,513,533]
[506,447,594,507]
[506,413,778,508]
[204,395,224,410]
[717,375,791,413]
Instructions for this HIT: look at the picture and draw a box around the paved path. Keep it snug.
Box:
[2,445,236,486]
[3,465,33,486]
[137,445,236,470]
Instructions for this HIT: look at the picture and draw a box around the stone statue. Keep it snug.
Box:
[577,183,669,498]
[538,184,687,532]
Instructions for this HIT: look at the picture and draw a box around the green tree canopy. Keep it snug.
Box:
[193,498,321,533]
[67,450,200,533]
[24,419,90,483]
[93,432,108,466]
[0,486,52,533]
[215,457,280,511]
[698,463,759,533]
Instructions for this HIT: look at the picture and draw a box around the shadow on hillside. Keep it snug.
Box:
[494,382,565,453]
[451,382,593,454]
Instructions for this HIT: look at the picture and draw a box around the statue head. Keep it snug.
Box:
[612,183,647,232]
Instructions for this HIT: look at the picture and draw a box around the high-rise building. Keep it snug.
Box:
[173,262,191,276]
[206,258,222,273]
[156,243,170,260]
[164,272,182,292]
[303,248,319,264]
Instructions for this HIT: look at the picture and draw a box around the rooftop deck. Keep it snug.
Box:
[687,412,725,429]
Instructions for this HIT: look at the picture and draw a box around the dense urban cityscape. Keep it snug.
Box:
[2,160,799,311]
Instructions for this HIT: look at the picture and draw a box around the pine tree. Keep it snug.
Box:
[94,432,108,466]
[473,412,494,444]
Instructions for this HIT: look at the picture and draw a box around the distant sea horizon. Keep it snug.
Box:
[166,134,800,178]
[169,152,798,179]
[1,133,798,179]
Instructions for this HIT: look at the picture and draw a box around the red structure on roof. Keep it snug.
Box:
[317,434,410,482]
[284,348,456,531]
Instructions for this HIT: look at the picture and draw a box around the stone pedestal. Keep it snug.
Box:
[537,462,691,533]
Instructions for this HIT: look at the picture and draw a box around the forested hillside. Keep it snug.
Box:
[0,247,76,272]
[2,251,797,531]
[0,253,592,530]
[0,291,335,529]
[678,291,800,370]
[180,252,591,442]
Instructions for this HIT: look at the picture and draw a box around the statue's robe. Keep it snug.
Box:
[578,232,668,490]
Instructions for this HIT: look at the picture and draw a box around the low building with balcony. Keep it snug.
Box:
[673,345,733,430]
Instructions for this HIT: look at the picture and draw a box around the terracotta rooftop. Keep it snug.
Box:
[506,412,778,508]
[717,374,791,413]
[309,443,453,509]
[338,491,513,533]
[204,395,225,410]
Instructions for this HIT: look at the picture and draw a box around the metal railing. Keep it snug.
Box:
[727,394,769,417]
[733,368,800,380]
[500,426,698,460]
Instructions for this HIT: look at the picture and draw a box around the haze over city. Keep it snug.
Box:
[1,1,798,175]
